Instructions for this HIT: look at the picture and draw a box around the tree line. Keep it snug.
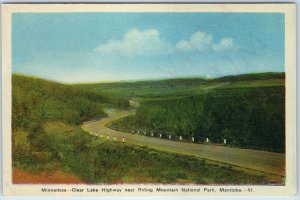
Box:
[112,86,285,152]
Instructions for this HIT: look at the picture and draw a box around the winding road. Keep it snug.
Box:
[81,108,285,179]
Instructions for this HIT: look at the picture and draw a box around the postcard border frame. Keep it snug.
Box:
[1,3,297,196]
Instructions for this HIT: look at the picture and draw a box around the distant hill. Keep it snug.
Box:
[78,72,284,87]
[211,72,285,82]
[76,72,285,99]
[78,77,208,89]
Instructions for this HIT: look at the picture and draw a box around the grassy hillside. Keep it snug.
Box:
[77,72,284,99]
[13,74,129,129]
[12,72,285,184]
[14,121,271,184]
[107,73,285,152]
[12,74,128,178]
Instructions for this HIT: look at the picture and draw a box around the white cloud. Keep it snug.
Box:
[95,28,171,56]
[175,40,193,51]
[213,38,235,52]
[176,31,236,53]
[95,29,237,57]
[176,31,213,52]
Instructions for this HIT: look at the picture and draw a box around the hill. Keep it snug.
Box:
[11,72,285,184]
[211,72,285,82]
[12,74,128,181]
[105,72,285,152]
[76,72,284,99]
[12,74,129,129]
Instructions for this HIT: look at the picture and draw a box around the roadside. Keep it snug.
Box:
[13,167,86,184]
[81,108,285,179]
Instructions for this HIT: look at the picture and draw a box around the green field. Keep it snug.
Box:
[76,72,284,100]
[12,72,285,184]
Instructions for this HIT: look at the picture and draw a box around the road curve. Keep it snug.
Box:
[81,109,285,177]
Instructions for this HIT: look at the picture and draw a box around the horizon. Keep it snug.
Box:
[13,71,284,85]
[12,12,284,83]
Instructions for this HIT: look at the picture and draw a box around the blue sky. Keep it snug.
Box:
[12,12,284,83]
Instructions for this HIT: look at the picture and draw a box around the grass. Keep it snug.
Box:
[12,72,286,184]
[71,141,271,184]
[76,72,284,100]
[83,110,285,178]
[14,121,279,184]
[108,145,269,184]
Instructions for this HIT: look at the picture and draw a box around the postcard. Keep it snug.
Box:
[1,3,296,196]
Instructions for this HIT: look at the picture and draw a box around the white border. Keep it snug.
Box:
[1,3,297,197]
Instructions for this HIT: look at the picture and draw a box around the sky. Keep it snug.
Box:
[12,12,284,83]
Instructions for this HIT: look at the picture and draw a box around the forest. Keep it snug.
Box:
[108,84,285,152]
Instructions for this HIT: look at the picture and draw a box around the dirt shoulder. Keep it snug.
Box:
[13,167,86,184]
